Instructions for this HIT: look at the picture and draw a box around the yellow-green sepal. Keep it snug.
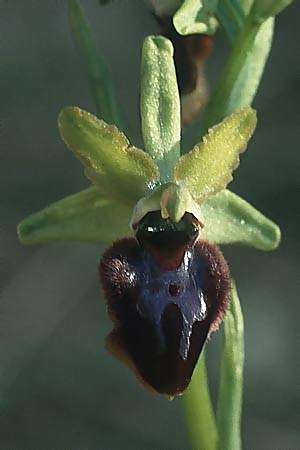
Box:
[202,190,281,250]
[17,185,281,251]
[17,187,132,246]
[58,106,160,206]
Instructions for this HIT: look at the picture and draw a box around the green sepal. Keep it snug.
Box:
[201,189,281,250]
[140,36,181,181]
[217,280,244,450]
[174,107,257,203]
[173,0,219,36]
[17,187,132,246]
[18,186,280,251]
[58,107,160,205]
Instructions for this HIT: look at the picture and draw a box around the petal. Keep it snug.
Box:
[201,189,281,250]
[173,107,257,203]
[18,187,132,246]
[58,106,160,205]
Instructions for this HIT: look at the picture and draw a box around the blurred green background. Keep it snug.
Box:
[0,1,299,449]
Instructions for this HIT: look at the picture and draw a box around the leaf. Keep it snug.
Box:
[17,187,132,245]
[174,107,257,203]
[173,0,219,35]
[67,0,127,132]
[140,36,181,181]
[201,189,281,250]
[217,281,244,450]
[58,107,160,205]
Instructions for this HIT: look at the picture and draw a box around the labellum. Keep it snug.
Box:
[100,211,230,397]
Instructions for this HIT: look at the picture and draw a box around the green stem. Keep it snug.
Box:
[183,352,218,450]
[217,281,244,450]
[67,0,127,132]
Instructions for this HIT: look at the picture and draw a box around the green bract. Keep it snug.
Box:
[18,35,280,256]
[173,0,219,36]
[215,0,245,44]
[201,15,274,131]
[199,0,292,132]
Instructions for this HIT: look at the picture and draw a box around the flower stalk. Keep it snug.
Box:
[183,353,218,450]
[217,282,244,450]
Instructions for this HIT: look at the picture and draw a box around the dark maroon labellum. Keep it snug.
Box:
[100,212,230,396]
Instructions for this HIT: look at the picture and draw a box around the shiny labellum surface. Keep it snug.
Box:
[100,212,230,396]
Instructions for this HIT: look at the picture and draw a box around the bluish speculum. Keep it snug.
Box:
[137,249,207,359]
[100,211,230,395]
